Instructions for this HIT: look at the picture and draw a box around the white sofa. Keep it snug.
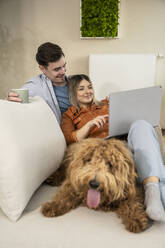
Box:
[0,96,165,248]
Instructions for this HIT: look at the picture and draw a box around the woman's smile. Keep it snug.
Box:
[76,79,94,108]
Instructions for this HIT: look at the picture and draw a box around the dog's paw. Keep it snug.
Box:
[125,217,149,233]
[44,176,58,186]
[44,174,64,186]
[41,202,57,217]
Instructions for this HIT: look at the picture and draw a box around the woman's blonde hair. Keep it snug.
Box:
[68,74,103,110]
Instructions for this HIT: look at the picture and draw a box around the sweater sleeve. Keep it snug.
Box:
[21,81,39,97]
[61,112,78,145]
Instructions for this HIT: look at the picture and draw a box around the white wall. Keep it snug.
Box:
[0,0,165,126]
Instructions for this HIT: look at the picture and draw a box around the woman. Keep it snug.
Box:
[61,74,108,144]
[61,74,165,222]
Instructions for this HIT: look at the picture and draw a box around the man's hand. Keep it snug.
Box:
[7,92,22,102]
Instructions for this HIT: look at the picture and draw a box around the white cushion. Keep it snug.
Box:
[0,97,66,221]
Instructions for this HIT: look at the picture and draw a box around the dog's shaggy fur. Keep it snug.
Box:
[41,138,149,233]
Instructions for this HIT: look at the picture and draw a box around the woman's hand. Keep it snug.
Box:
[86,115,108,129]
[75,114,108,142]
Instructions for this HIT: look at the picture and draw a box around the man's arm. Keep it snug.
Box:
[7,81,38,102]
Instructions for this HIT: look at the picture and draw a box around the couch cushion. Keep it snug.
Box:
[0,97,66,221]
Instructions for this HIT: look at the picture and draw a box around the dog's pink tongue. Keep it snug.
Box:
[87,189,100,209]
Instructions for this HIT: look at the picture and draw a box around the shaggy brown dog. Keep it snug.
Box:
[41,138,149,233]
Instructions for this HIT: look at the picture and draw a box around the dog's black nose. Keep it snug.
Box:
[89,179,100,189]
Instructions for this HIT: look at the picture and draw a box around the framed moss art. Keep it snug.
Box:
[80,0,120,39]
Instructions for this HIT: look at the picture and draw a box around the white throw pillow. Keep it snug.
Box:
[0,97,66,221]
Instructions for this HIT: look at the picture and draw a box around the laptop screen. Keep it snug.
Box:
[108,86,162,137]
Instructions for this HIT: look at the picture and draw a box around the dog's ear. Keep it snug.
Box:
[118,140,137,199]
[124,157,137,199]
[106,139,137,199]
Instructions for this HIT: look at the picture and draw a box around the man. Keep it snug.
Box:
[8,42,70,124]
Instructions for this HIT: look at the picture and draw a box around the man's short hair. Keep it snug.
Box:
[36,42,65,67]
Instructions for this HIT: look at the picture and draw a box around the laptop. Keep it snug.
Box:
[106,85,162,138]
